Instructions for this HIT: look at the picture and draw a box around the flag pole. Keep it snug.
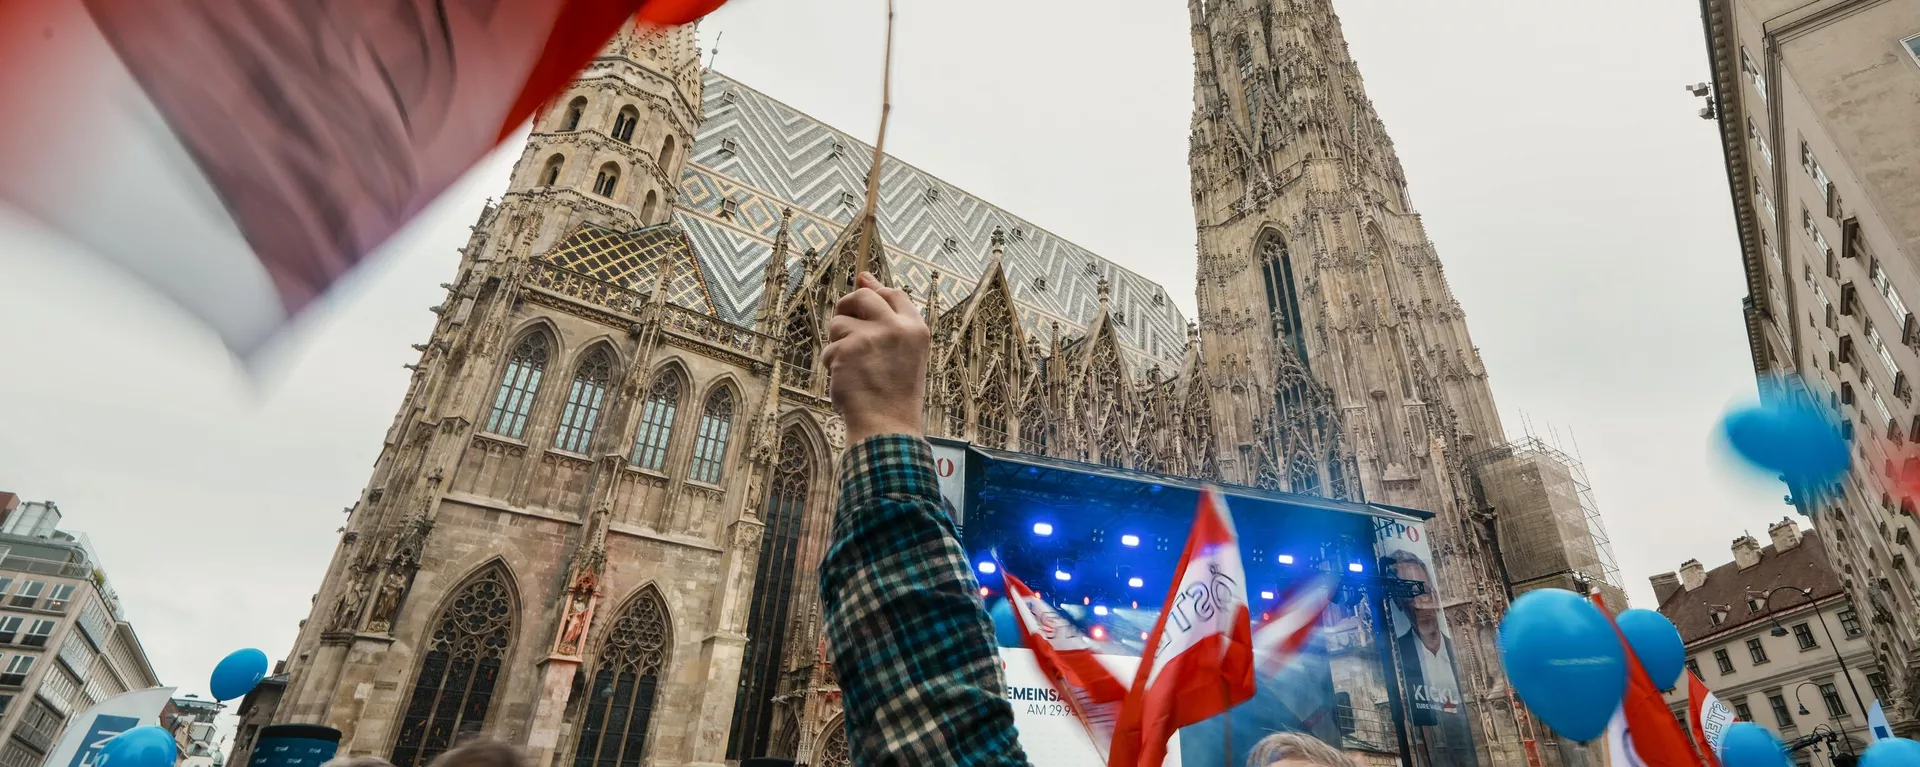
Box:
[853,0,895,281]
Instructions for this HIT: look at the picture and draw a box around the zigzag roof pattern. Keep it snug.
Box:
[671,71,1190,370]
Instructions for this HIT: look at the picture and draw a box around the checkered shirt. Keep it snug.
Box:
[819,435,1031,766]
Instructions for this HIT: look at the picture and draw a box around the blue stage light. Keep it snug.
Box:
[1277,554,1296,565]
[1120,534,1141,547]
[1054,569,1072,582]
[1260,591,1275,600]
[1127,577,1144,588]
[1348,562,1364,573]
[1033,522,1054,536]
[1093,605,1109,616]
[977,561,996,575]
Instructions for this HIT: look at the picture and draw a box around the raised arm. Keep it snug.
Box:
[817,272,1029,766]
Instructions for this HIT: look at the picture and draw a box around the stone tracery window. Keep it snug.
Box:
[1259,232,1310,370]
[593,163,621,198]
[780,310,816,388]
[688,387,735,484]
[554,348,613,453]
[391,564,515,767]
[571,590,670,767]
[630,373,681,471]
[540,154,566,187]
[817,722,850,767]
[726,431,814,759]
[486,333,550,439]
[611,106,638,143]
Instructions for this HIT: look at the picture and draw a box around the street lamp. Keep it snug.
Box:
[1750,585,1870,719]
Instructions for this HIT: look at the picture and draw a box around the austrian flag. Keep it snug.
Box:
[0,0,728,355]
[1110,487,1255,767]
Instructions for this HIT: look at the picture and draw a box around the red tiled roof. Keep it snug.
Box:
[1654,531,1844,645]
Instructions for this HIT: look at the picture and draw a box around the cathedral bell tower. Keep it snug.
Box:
[1188,1,1527,765]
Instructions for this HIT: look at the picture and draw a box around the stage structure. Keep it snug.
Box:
[932,437,1482,767]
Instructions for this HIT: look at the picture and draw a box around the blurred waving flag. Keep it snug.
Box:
[1002,567,1127,760]
[0,0,728,355]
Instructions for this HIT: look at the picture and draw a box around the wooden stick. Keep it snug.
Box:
[853,0,895,282]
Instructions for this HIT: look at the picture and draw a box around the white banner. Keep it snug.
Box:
[41,687,177,767]
[930,441,967,527]
[1000,648,1179,767]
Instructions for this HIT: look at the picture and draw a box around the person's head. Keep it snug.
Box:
[1384,550,1438,615]
[424,739,527,767]
[322,758,395,767]
[1246,732,1358,767]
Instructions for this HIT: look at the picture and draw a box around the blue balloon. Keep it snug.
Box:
[98,726,176,767]
[1863,738,1920,767]
[1722,388,1849,487]
[1498,589,1627,743]
[1720,722,1787,767]
[1616,609,1686,690]
[210,648,270,701]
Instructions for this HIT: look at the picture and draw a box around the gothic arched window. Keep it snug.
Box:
[611,106,638,143]
[630,373,681,471]
[485,333,550,439]
[1258,232,1310,371]
[780,310,816,388]
[571,590,670,767]
[391,564,515,767]
[725,431,813,760]
[688,388,735,484]
[593,164,620,198]
[640,190,660,224]
[554,349,613,453]
[659,135,678,171]
[817,721,850,767]
[540,155,565,187]
[561,97,587,131]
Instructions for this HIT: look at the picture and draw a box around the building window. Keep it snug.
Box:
[1715,648,1735,674]
[1770,694,1794,728]
[639,190,660,223]
[41,585,73,612]
[687,388,735,485]
[726,431,814,760]
[9,582,43,610]
[1870,672,1893,701]
[1259,232,1311,370]
[1871,258,1911,323]
[1756,179,1778,224]
[1871,324,1900,378]
[1803,143,1832,204]
[659,135,677,171]
[540,154,565,187]
[1819,682,1846,717]
[571,590,670,767]
[611,106,638,143]
[22,621,53,649]
[560,97,586,131]
[1839,608,1863,637]
[630,374,681,472]
[553,349,614,454]
[1687,658,1702,679]
[1747,637,1769,664]
[719,198,740,220]
[13,700,57,752]
[1905,34,1920,68]
[1733,700,1754,721]
[1742,47,1768,102]
[837,191,858,209]
[391,564,515,767]
[1,654,35,686]
[486,334,550,439]
[1749,119,1773,170]
[0,618,19,646]
[1710,611,1726,626]
[1793,622,1819,650]
[592,163,620,198]
[0,741,35,767]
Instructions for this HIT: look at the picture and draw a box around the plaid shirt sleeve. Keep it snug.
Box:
[820,435,1030,767]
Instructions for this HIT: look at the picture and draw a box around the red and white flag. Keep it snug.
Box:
[1002,568,1127,758]
[1110,487,1254,767]
[1592,591,1707,767]
[1685,670,1735,767]
[0,0,727,355]
[1251,573,1337,679]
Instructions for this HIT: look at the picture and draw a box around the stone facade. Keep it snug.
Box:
[241,4,1622,767]
[1701,0,1920,738]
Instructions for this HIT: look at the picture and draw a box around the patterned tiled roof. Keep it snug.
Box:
[540,223,717,315]
[672,71,1189,369]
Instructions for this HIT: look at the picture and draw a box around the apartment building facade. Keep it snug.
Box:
[1701,0,1920,735]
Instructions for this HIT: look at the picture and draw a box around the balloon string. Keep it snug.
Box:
[853,0,894,281]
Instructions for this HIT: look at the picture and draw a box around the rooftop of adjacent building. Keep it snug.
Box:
[1651,515,1842,644]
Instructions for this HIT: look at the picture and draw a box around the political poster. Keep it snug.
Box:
[43,686,176,767]
[1376,518,1479,767]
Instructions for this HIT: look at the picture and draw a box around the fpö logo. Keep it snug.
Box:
[935,456,957,479]
[1375,519,1423,544]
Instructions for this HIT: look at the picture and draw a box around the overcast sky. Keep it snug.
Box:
[0,0,1791,728]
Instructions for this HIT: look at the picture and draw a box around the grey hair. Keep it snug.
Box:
[424,739,529,767]
[1246,732,1358,767]
[321,758,395,767]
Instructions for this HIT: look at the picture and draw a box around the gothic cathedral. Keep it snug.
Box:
[240,4,1556,767]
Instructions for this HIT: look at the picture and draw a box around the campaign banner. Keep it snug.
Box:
[1376,519,1479,767]
[929,439,968,529]
[1000,647,1167,766]
[43,686,177,767]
